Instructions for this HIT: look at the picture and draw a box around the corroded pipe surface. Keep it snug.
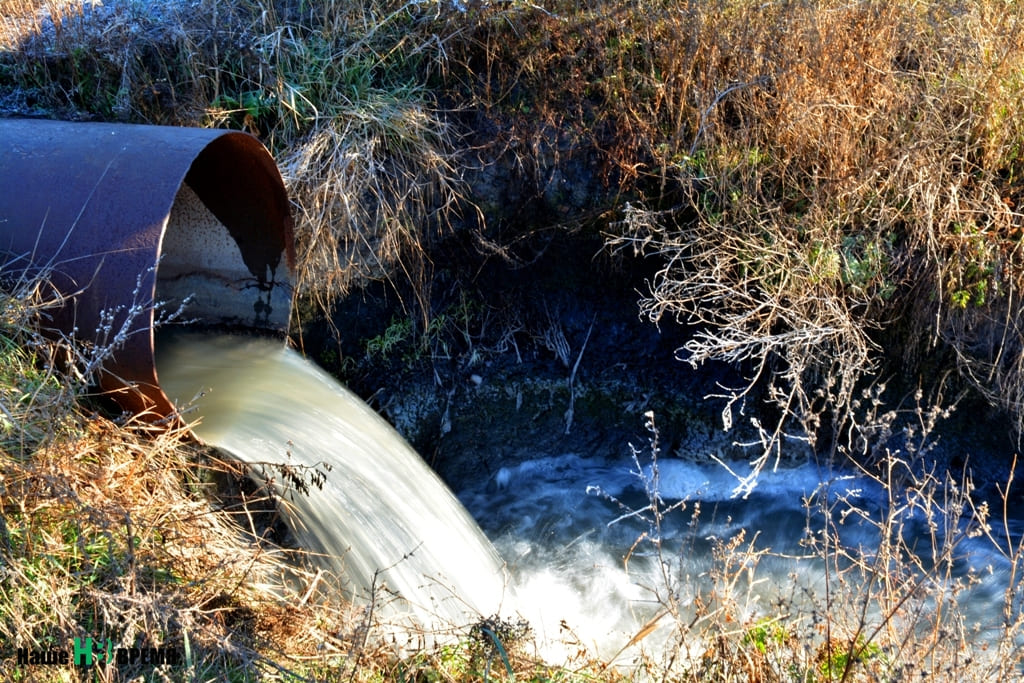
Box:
[0,119,295,416]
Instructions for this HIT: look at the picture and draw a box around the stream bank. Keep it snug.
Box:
[298,228,768,492]
[297,218,1019,504]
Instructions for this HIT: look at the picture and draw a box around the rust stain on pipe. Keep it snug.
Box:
[0,119,295,417]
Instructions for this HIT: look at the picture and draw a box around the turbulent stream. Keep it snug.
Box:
[156,332,1023,665]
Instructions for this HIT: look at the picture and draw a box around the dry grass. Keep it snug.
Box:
[5,0,1023,406]
[592,0,1024,450]
[0,273,377,680]
[237,0,471,321]
[606,407,1024,682]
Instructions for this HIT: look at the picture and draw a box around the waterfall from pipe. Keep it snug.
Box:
[155,332,510,636]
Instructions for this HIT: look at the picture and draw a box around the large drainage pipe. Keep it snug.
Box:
[0,119,295,416]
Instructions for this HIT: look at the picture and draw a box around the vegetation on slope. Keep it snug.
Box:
[4,0,1024,437]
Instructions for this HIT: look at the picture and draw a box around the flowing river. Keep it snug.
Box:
[156,332,1023,667]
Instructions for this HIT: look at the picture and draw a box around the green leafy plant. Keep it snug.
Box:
[741,617,789,656]
[365,315,414,360]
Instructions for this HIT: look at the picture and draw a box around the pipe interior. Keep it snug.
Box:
[156,140,292,334]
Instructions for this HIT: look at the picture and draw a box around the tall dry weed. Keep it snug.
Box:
[605,404,1024,682]
[601,0,1024,449]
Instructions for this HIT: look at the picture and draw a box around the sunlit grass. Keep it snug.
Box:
[0,269,369,680]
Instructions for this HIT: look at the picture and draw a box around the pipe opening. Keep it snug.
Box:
[0,120,295,417]
[157,136,294,335]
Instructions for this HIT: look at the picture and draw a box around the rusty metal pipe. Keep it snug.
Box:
[0,119,295,416]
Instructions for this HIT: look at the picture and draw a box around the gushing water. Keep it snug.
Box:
[156,333,509,634]
[458,448,1023,665]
